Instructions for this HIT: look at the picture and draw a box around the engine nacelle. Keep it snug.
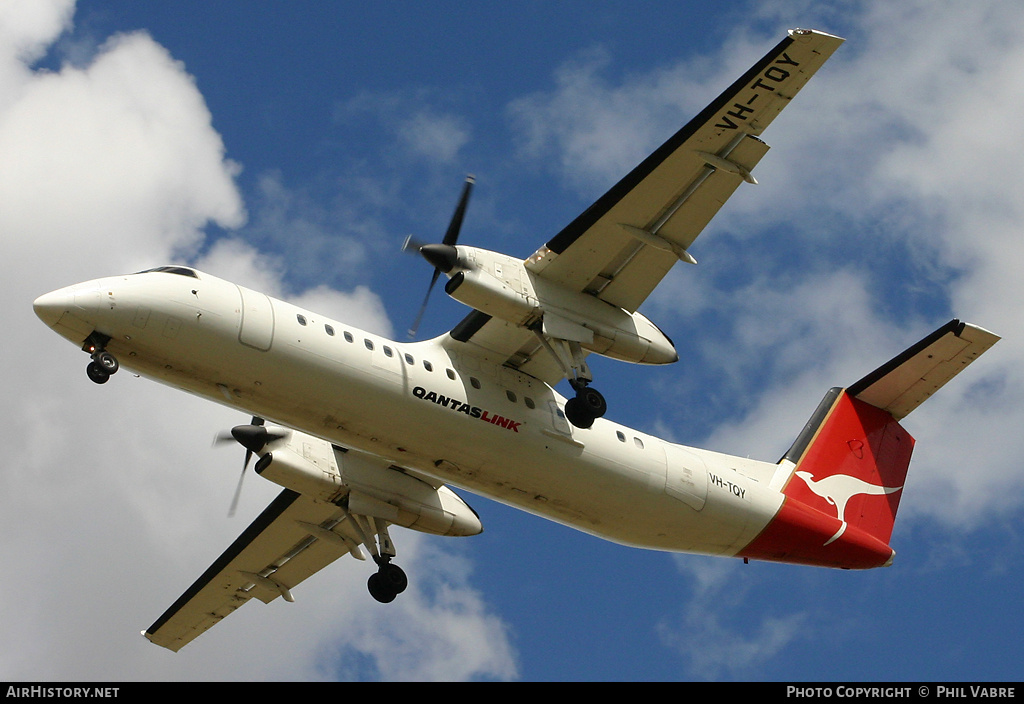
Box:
[254,447,344,503]
[445,268,537,325]
[445,246,678,366]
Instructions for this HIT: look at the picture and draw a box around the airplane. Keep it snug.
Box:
[32,29,999,652]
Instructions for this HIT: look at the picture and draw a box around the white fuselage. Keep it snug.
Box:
[35,268,791,558]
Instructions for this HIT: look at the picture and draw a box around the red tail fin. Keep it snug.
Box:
[739,389,911,568]
[783,389,913,545]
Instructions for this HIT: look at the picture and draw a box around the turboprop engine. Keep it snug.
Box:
[404,174,677,429]
[232,423,482,538]
[438,245,678,366]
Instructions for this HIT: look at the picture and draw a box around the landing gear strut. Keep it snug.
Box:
[351,518,409,603]
[83,333,118,384]
[531,329,609,429]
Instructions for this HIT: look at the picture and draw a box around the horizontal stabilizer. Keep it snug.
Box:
[847,319,999,420]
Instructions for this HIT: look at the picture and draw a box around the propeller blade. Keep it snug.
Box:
[406,175,475,339]
[401,234,428,254]
[228,459,248,518]
[442,175,475,246]
[408,268,442,339]
[215,416,268,518]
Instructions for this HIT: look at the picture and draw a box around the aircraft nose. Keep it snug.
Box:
[33,289,75,328]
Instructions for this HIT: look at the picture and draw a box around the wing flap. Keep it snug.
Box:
[848,320,1001,420]
[144,489,355,652]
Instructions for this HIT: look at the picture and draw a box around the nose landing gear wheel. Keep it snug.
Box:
[84,343,118,384]
[94,350,119,375]
[86,361,110,384]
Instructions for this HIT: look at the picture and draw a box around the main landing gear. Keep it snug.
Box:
[82,333,118,384]
[357,520,408,603]
[564,379,607,430]
[531,330,609,429]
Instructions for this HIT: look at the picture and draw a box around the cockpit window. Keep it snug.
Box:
[134,266,199,278]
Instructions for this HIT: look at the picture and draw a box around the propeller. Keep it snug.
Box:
[214,416,287,517]
[404,174,475,338]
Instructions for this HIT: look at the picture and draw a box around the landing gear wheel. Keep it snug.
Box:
[86,361,110,384]
[93,350,118,375]
[367,572,396,603]
[564,397,595,429]
[380,562,408,594]
[564,384,606,429]
[576,386,607,418]
[368,562,408,603]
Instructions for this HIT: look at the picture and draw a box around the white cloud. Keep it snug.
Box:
[0,0,74,69]
[658,556,808,680]
[336,88,472,165]
[400,110,471,164]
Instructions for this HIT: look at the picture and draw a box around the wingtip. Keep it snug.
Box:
[789,28,846,43]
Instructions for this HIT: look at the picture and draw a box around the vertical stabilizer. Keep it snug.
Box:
[783,389,913,545]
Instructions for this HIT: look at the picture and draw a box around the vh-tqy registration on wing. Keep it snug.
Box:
[33,30,999,652]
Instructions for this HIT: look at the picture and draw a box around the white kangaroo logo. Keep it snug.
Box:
[794,471,903,545]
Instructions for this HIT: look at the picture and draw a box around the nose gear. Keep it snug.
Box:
[82,332,118,384]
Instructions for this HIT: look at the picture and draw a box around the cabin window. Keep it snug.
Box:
[325,324,335,336]
[525,397,536,409]
[364,339,374,351]
[470,377,481,389]
[446,368,456,380]
[616,431,626,442]
[296,314,307,326]
[344,331,353,343]
[383,346,394,357]
[423,360,433,372]
[506,390,517,403]
[633,437,645,449]
[405,353,414,365]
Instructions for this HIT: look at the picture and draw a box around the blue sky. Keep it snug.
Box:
[3,0,1023,682]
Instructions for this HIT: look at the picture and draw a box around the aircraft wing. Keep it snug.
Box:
[446,29,843,384]
[144,488,366,652]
